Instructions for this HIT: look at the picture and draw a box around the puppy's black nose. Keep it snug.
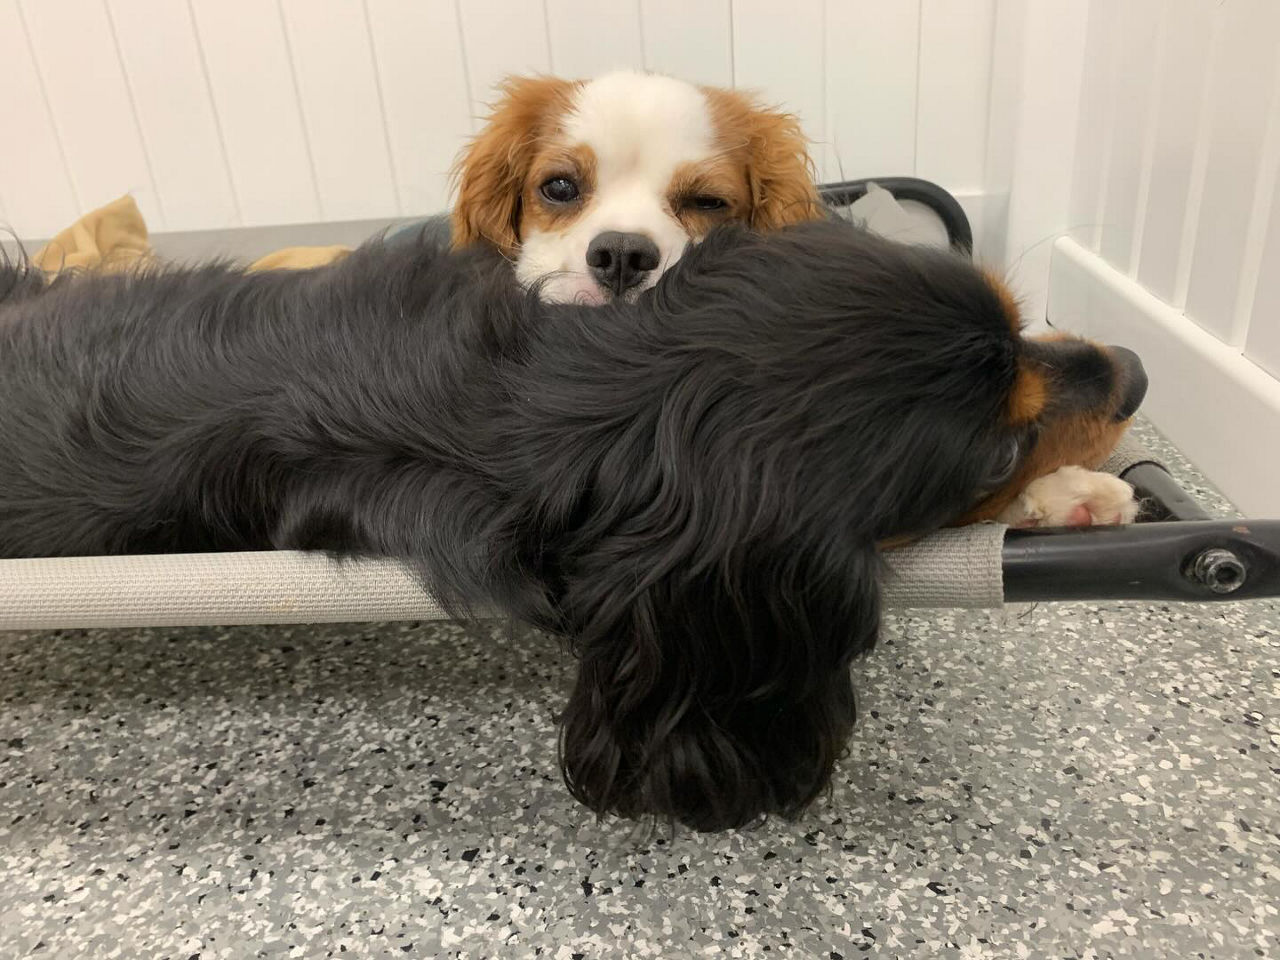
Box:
[1110,345,1148,421]
[586,231,660,296]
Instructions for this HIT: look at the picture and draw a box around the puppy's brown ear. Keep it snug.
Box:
[451,75,576,254]
[705,89,824,231]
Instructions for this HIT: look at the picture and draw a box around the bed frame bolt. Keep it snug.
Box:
[1190,548,1247,594]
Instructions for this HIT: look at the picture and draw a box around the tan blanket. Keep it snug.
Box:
[33,195,351,276]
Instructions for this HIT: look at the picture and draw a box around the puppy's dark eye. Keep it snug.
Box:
[540,177,580,203]
[683,195,728,212]
[987,437,1022,488]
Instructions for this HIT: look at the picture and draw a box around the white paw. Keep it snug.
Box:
[997,465,1138,528]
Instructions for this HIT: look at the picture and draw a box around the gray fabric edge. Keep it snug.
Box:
[0,552,452,630]
[880,523,1007,610]
[0,526,1010,630]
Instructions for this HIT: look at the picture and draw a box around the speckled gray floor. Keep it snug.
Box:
[2,419,1278,959]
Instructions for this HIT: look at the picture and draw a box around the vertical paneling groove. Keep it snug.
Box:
[639,0,731,89]
[1231,53,1280,349]
[732,0,742,88]
[1067,1,1115,250]
[912,0,922,176]
[456,1,552,114]
[20,1,167,226]
[0,0,80,236]
[818,0,827,183]
[189,0,323,225]
[1096,0,1161,274]
[1171,8,1224,311]
[545,1,643,78]
[452,0,476,133]
[732,0,826,178]
[636,0,648,71]
[110,0,240,229]
[542,1,555,74]
[1133,0,1213,304]
[273,0,325,219]
[1127,3,1168,277]
[185,0,243,225]
[1087,11,1122,253]
[1183,1,1280,343]
[914,0,995,191]
[14,2,83,215]
[366,1,472,214]
[1243,68,1280,376]
[100,0,166,229]
[1112,2,1154,264]
[279,0,400,221]
[360,0,404,216]
[822,0,920,180]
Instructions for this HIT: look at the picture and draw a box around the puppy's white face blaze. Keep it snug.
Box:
[515,72,722,304]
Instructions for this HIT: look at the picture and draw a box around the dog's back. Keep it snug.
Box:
[0,256,47,306]
[0,240,527,560]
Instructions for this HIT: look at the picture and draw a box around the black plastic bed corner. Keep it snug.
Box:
[819,177,975,255]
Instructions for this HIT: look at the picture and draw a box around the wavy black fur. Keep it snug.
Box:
[0,221,1021,830]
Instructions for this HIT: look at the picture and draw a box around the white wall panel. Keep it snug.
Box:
[640,0,732,89]
[546,0,644,79]
[987,0,1089,326]
[107,0,239,231]
[1053,2,1280,506]
[19,1,163,228]
[458,0,551,115]
[823,1,919,182]
[1134,0,1216,306]
[732,0,826,178]
[915,0,995,192]
[365,0,473,216]
[1067,1,1119,251]
[1096,0,1161,274]
[189,0,322,226]
[0,0,80,239]
[1052,237,1280,517]
[1244,194,1280,380]
[1241,61,1280,380]
[1183,0,1280,346]
[279,0,399,222]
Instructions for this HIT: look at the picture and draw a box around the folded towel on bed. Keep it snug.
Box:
[33,195,351,276]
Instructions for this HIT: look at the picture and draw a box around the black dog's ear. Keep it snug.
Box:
[557,540,880,832]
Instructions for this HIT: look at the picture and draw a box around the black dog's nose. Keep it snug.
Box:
[1110,345,1148,421]
[586,231,660,296]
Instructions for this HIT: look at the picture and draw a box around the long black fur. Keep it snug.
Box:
[0,222,1021,830]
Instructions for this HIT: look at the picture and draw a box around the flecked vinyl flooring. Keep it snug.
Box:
[1,418,1277,959]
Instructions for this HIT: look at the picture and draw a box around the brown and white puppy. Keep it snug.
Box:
[451,71,822,303]
[451,72,1138,526]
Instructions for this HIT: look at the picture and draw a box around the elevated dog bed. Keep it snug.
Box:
[2,182,1277,630]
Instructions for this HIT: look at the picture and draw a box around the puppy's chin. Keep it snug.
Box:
[527,272,667,306]
[536,275,611,306]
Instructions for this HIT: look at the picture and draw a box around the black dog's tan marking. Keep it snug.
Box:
[0,222,1138,830]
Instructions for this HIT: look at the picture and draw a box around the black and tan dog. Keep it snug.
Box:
[0,221,1145,830]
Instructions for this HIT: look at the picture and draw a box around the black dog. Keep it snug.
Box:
[0,221,1115,830]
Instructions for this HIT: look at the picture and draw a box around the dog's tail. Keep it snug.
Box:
[0,242,46,305]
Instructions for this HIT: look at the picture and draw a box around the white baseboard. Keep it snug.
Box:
[1048,237,1280,516]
